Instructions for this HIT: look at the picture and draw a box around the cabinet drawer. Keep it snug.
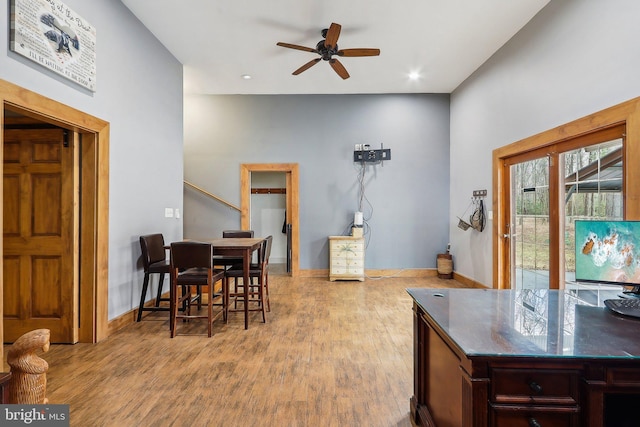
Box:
[491,407,579,427]
[491,368,579,405]
[330,241,364,252]
[331,258,363,268]
[608,367,640,386]
[331,251,364,261]
[331,266,364,275]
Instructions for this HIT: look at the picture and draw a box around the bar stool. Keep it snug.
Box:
[138,234,171,321]
[224,235,272,322]
[221,230,255,304]
[170,241,226,337]
[218,230,254,268]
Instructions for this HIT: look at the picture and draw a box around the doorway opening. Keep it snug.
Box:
[249,171,288,275]
[1,79,109,348]
[240,164,299,277]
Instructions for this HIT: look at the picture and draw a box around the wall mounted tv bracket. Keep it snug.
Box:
[353,143,391,163]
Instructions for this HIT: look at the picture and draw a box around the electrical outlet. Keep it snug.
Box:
[174,208,180,219]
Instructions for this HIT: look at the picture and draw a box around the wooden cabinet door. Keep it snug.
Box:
[3,128,77,343]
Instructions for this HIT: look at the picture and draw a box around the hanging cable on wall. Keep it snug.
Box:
[355,161,373,246]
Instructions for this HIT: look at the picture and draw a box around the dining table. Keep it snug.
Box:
[204,237,265,330]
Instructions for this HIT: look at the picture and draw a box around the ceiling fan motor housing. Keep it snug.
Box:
[316,40,337,60]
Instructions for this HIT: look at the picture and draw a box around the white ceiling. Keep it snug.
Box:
[120,0,549,95]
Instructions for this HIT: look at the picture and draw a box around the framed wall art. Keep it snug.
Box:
[9,0,96,91]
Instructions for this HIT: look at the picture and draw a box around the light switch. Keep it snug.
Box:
[164,208,174,218]
[488,210,493,220]
[174,208,180,219]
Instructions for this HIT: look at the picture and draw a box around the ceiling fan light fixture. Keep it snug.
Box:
[276,22,380,79]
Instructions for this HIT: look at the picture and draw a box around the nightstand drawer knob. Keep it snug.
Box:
[528,381,543,394]
[528,417,542,427]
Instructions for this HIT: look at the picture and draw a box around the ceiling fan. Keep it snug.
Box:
[276,23,380,80]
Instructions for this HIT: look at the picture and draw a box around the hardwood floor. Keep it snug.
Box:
[4,274,471,427]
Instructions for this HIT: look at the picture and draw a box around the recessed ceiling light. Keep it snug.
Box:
[241,74,252,80]
[408,71,420,81]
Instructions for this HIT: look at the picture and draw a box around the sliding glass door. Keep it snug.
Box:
[510,157,550,290]
[562,139,623,288]
[502,127,625,290]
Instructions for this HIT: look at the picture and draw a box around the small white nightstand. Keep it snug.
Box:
[328,236,365,281]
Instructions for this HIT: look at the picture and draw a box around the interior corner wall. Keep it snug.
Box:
[450,0,640,287]
[184,93,450,270]
[0,0,184,319]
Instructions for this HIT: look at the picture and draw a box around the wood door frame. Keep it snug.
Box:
[0,79,109,353]
[240,163,299,277]
[492,97,640,289]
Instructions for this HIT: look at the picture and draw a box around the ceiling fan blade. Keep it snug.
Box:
[292,58,321,75]
[277,42,317,53]
[324,23,341,49]
[329,58,350,80]
[337,48,381,57]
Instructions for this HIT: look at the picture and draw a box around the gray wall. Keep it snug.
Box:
[450,0,640,286]
[0,0,184,319]
[184,94,451,270]
[5,0,627,314]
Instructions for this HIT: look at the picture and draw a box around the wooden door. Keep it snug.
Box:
[3,128,77,343]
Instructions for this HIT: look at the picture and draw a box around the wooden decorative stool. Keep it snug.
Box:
[6,329,50,404]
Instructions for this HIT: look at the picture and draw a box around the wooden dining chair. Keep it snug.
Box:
[219,229,256,294]
[224,235,272,322]
[217,229,255,268]
[169,241,226,337]
[137,234,171,321]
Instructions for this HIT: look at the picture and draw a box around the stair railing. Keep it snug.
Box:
[184,180,241,212]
